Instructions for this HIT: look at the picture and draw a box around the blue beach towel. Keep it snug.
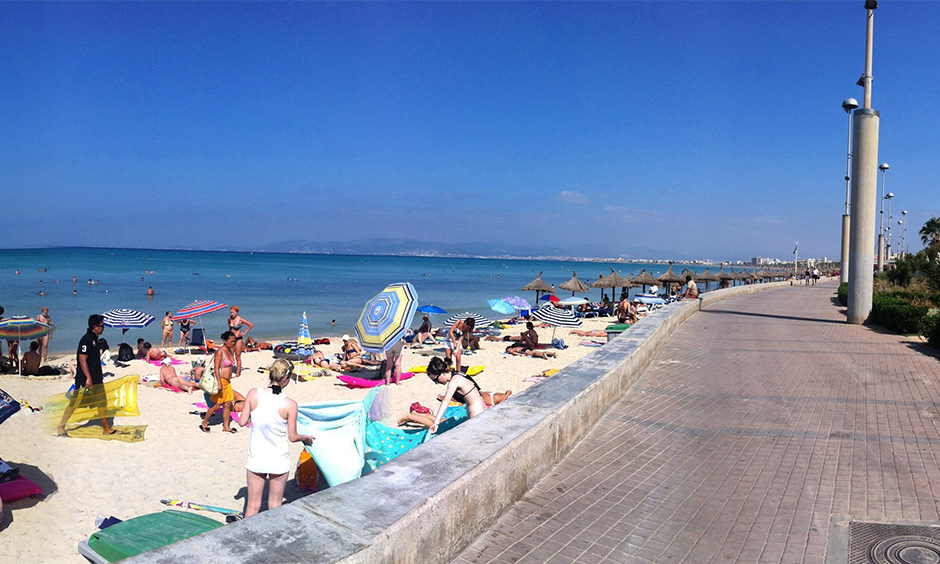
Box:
[297,396,368,487]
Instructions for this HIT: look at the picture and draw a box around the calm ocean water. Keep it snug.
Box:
[0,248,714,354]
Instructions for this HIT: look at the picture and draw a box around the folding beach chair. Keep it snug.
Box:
[189,328,207,353]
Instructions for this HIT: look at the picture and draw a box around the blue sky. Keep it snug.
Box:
[3,1,939,261]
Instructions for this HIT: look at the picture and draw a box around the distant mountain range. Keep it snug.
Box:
[254,238,690,261]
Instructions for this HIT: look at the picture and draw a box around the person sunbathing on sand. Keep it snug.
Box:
[569,329,609,337]
[308,350,341,371]
[144,342,168,361]
[159,358,200,393]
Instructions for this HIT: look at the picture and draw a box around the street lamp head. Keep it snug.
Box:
[886,192,894,199]
[864,0,878,10]
[842,98,859,113]
[902,210,908,216]
[879,162,890,171]
[899,220,903,225]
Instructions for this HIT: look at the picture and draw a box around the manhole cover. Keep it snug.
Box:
[850,522,940,564]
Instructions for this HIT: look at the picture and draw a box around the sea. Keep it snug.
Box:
[0,248,715,354]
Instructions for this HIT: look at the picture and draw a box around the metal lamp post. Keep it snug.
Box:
[877,163,889,271]
[885,192,894,262]
[901,210,908,258]
[841,97,859,284]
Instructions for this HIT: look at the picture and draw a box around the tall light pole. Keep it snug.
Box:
[885,192,894,262]
[877,162,889,271]
[901,210,908,258]
[847,0,881,325]
[841,97,859,285]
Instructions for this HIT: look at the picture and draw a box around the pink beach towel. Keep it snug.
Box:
[148,358,185,367]
[336,372,414,389]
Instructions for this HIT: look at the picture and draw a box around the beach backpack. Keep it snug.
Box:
[117,343,134,362]
[198,369,218,395]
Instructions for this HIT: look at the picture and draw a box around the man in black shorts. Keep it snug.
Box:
[56,314,115,436]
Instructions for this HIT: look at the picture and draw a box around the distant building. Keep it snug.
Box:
[751,257,762,265]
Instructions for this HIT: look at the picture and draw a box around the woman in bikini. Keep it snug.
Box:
[445,317,475,374]
[398,356,510,433]
[161,311,174,348]
[37,306,52,362]
[201,331,244,434]
[228,305,253,373]
[339,334,366,371]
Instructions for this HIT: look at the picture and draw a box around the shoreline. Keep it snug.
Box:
[0,314,620,562]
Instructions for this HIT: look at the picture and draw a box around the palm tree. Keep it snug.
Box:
[920,216,940,249]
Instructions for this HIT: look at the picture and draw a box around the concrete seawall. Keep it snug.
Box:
[128,281,794,564]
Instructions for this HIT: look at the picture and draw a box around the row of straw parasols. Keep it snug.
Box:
[521,264,791,302]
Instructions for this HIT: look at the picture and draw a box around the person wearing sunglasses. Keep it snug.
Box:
[55,314,115,436]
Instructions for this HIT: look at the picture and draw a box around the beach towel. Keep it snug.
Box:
[148,358,185,367]
[579,340,605,347]
[0,475,44,503]
[0,387,21,427]
[363,404,468,473]
[43,375,140,429]
[336,372,415,389]
[59,424,147,442]
[297,397,368,487]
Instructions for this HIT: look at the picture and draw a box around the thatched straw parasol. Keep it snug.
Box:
[559,271,591,296]
[606,267,633,300]
[697,268,720,291]
[657,263,684,294]
[590,273,618,301]
[521,271,553,303]
[631,269,658,292]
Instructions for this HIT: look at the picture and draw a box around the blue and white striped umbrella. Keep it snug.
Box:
[101,309,155,330]
[444,312,491,327]
[532,304,582,328]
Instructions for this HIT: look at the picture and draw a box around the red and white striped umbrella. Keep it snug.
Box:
[173,300,227,320]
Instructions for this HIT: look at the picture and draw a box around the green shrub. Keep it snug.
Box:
[837,283,847,306]
[870,293,931,335]
[926,316,940,350]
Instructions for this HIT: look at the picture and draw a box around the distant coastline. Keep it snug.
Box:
[0,244,776,267]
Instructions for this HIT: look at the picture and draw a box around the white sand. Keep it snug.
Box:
[0,314,624,562]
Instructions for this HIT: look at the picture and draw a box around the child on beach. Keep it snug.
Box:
[237,359,313,518]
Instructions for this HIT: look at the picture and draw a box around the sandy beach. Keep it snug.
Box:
[0,314,619,562]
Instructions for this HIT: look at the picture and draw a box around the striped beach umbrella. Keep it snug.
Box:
[173,300,227,320]
[444,312,491,327]
[354,282,418,354]
[0,316,54,341]
[532,304,582,328]
[101,309,155,331]
[298,312,312,347]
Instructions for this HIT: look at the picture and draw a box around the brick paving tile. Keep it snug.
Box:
[453,282,940,563]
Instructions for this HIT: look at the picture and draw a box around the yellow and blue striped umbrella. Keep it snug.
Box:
[298,312,312,347]
[354,282,418,353]
[0,316,53,341]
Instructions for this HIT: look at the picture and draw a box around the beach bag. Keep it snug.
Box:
[117,343,135,362]
[551,338,567,350]
[198,369,218,395]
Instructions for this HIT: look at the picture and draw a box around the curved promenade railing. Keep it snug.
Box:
[127,281,792,564]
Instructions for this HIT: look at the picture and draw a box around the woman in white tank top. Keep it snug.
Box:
[237,359,314,518]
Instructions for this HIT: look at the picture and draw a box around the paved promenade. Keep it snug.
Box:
[454,281,940,563]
